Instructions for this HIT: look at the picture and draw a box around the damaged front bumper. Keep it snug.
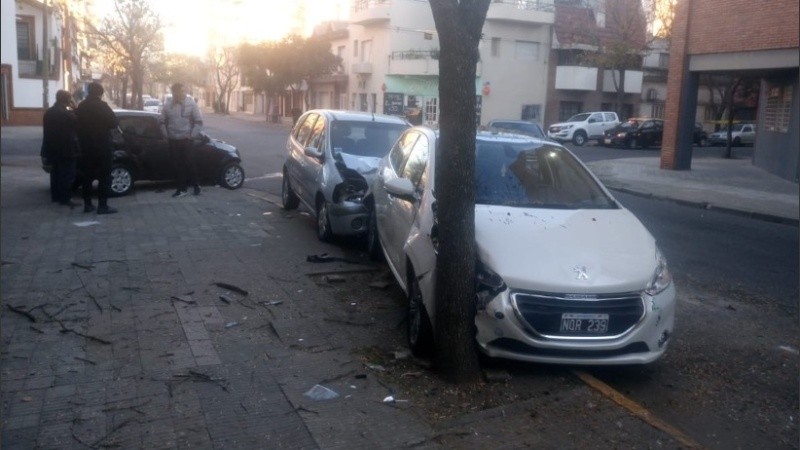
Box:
[474,283,676,365]
[327,200,369,235]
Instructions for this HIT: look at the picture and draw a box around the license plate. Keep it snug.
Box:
[604,138,612,145]
[560,313,609,334]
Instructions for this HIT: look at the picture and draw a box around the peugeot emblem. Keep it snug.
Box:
[572,265,589,281]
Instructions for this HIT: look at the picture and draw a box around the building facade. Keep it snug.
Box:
[307,0,555,127]
[1,0,85,126]
[662,0,799,181]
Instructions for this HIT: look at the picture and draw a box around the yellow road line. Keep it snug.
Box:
[573,370,705,449]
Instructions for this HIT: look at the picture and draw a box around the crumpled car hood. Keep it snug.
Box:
[338,153,381,175]
[475,205,657,294]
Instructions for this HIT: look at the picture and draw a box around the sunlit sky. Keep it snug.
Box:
[94,0,348,56]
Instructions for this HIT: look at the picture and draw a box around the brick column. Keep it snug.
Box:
[660,0,694,170]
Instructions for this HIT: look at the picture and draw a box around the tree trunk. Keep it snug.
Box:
[429,0,489,384]
[616,70,626,120]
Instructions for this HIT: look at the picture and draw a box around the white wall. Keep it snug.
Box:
[8,0,63,107]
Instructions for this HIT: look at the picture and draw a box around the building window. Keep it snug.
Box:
[559,101,582,121]
[337,46,346,73]
[658,53,669,69]
[360,40,372,62]
[359,93,368,111]
[764,83,792,133]
[514,41,540,61]
[353,40,358,57]
[521,104,541,122]
[491,38,500,57]
[651,101,665,119]
[16,16,36,60]
[425,98,438,124]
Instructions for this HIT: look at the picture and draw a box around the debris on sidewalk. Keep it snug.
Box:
[777,345,799,355]
[73,221,100,227]
[394,350,411,360]
[170,295,197,305]
[306,253,362,264]
[483,368,512,382]
[225,321,240,328]
[213,282,249,296]
[303,384,339,400]
[323,274,347,283]
[368,280,392,289]
[218,294,232,304]
[365,363,386,372]
[260,300,284,307]
[173,370,229,392]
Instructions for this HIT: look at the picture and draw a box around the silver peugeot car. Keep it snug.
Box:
[281,110,409,241]
[366,126,676,365]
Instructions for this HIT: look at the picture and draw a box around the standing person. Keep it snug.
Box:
[75,81,119,214]
[162,82,203,197]
[40,90,80,207]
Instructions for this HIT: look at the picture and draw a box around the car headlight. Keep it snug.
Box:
[562,124,574,130]
[333,180,367,203]
[616,132,627,138]
[645,248,672,296]
[476,260,506,310]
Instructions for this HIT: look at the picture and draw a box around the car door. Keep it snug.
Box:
[298,114,326,205]
[118,115,171,180]
[586,113,605,138]
[286,113,319,205]
[374,130,420,272]
[741,124,756,144]
[384,133,430,276]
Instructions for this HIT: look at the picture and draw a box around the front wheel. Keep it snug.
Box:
[281,170,299,210]
[109,164,134,197]
[316,198,333,242]
[408,276,434,357]
[219,162,244,189]
[628,138,638,149]
[572,131,587,146]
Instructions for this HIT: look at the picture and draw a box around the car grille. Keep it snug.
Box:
[548,126,560,133]
[510,291,645,340]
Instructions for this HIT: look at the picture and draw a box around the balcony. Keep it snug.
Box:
[388,50,439,76]
[18,59,59,79]
[351,61,373,74]
[602,70,643,94]
[486,0,555,24]
[555,66,597,91]
[350,0,391,25]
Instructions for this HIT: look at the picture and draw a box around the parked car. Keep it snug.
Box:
[366,127,676,365]
[708,123,756,146]
[693,123,708,147]
[108,110,244,196]
[603,118,664,149]
[143,98,163,113]
[547,111,620,146]
[281,109,410,241]
[486,120,547,139]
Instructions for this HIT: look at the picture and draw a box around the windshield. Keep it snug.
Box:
[566,113,591,123]
[331,121,408,158]
[144,100,160,106]
[474,141,616,209]
[619,120,640,130]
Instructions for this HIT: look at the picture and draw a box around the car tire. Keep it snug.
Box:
[628,138,638,149]
[316,198,333,242]
[281,169,299,210]
[219,162,244,189]
[408,274,434,357]
[698,137,708,147]
[572,131,587,146]
[733,137,742,147]
[109,164,134,197]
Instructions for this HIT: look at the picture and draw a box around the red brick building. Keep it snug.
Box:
[661,0,799,181]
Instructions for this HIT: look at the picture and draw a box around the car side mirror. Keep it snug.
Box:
[384,177,417,202]
[304,146,324,160]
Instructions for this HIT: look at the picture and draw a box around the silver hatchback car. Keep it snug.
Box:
[281,110,409,241]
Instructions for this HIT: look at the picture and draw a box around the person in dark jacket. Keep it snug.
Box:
[75,82,119,214]
[40,90,80,207]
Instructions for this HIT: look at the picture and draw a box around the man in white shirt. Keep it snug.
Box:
[161,82,203,197]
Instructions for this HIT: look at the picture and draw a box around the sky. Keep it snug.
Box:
[93,0,348,57]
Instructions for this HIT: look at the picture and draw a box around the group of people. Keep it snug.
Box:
[40,81,205,212]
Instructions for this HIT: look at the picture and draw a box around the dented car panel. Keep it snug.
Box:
[281,110,410,239]
[369,126,676,365]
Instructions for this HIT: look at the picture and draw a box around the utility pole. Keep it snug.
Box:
[42,0,50,107]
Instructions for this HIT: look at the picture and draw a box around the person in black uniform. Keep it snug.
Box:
[40,90,80,207]
[75,82,119,214]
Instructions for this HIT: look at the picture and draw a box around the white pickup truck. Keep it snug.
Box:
[548,111,620,146]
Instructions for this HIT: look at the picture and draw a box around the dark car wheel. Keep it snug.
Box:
[219,162,244,189]
[109,164,134,197]
[281,170,299,210]
[628,138,638,149]
[572,131,587,146]
[408,275,434,357]
[366,204,382,261]
[697,137,708,147]
[733,137,742,147]
[316,198,333,242]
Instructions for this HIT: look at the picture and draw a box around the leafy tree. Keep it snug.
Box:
[428,0,490,383]
[207,46,240,114]
[150,53,208,91]
[238,41,292,122]
[86,0,163,109]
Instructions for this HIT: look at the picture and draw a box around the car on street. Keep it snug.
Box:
[143,98,163,113]
[486,120,547,139]
[708,123,756,146]
[366,127,676,365]
[603,118,664,149]
[281,109,410,241]
[547,111,620,146]
[108,110,244,196]
[693,123,708,146]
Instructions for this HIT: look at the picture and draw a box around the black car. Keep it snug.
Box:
[603,118,664,149]
[108,110,244,196]
[693,123,708,146]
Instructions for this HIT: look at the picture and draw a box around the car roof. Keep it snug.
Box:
[310,109,410,125]
[488,119,540,125]
[113,109,160,118]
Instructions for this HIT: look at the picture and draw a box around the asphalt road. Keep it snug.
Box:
[204,114,800,448]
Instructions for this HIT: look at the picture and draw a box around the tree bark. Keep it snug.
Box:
[429,0,489,384]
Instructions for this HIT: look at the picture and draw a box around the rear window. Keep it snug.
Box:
[331,121,408,158]
[144,100,160,106]
[474,141,615,209]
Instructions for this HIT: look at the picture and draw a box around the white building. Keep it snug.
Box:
[1,0,84,126]
[308,0,555,126]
